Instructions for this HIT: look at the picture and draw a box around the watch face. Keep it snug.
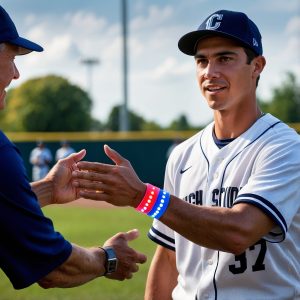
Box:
[107,258,118,273]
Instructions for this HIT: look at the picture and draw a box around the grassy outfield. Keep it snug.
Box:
[0,206,156,300]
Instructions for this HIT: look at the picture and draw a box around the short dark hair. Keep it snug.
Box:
[244,47,260,86]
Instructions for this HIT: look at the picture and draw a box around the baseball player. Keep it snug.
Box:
[73,9,300,300]
[30,140,53,181]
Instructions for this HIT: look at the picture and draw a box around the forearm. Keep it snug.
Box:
[31,179,53,207]
[38,244,105,288]
[145,246,177,300]
[160,196,275,254]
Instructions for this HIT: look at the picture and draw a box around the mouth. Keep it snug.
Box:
[205,85,226,93]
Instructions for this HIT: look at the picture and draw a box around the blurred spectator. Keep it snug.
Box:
[55,140,75,161]
[29,141,52,181]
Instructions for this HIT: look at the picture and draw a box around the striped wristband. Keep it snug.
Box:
[135,183,170,219]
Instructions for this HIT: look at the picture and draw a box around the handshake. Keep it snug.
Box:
[32,144,151,288]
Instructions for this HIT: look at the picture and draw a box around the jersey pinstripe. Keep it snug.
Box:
[148,114,300,300]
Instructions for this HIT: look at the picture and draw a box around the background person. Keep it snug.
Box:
[0,5,146,290]
[29,140,53,181]
[73,9,300,300]
[55,140,75,161]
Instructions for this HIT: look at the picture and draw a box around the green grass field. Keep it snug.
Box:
[0,206,156,300]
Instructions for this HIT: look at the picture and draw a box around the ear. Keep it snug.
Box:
[252,55,266,78]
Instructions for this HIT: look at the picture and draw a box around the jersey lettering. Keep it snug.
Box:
[212,188,220,206]
[183,190,203,205]
[211,186,242,207]
[184,186,242,207]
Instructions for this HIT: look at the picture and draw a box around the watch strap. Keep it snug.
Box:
[100,246,118,275]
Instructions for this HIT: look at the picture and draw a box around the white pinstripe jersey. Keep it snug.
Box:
[148,114,300,300]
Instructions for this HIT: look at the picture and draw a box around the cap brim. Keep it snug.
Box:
[9,36,43,55]
[178,30,254,56]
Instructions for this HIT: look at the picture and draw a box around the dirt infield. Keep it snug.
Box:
[66,198,117,209]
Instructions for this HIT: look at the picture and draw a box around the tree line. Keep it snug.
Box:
[0,72,299,132]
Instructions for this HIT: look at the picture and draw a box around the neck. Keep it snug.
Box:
[213,106,263,139]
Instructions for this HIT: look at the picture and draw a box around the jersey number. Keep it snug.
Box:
[228,239,266,274]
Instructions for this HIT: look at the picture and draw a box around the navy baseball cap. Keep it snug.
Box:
[0,5,43,55]
[178,10,262,56]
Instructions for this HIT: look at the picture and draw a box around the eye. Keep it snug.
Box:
[195,58,208,67]
[219,56,232,63]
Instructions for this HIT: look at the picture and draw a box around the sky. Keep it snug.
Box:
[2,0,300,127]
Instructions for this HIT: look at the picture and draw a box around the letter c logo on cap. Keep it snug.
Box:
[206,14,223,30]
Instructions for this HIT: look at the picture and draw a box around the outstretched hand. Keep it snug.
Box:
[103,229,147,280]
[72,145,146,208]
[44,149,86,204]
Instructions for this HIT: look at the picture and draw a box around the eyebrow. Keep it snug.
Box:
[194,51,238,59]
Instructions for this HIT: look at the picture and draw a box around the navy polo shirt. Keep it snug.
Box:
[0,131,72,289]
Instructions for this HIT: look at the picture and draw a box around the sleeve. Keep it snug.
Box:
[0,139,72,289]
[234,137,300,243]
[147,153,176,251]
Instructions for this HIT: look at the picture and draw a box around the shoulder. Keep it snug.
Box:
[253,114,300,165]
[261,114,300,146]
[0,130,13,149]
[0,131,21,160]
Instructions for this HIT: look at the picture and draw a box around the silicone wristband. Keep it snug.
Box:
[148,190,170,219]
[135,184,159,214]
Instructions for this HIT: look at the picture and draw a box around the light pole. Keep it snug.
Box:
[80,58,100,98]
[120,0,129,131]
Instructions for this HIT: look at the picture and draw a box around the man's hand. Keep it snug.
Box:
[44,149,86,204]
[72,145,146,208]
[103,229,147,280]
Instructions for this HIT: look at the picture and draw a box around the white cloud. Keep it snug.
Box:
[65,11,107,32]
[150,57,192,81]
[285,16,300,35]
[131,5,173,30]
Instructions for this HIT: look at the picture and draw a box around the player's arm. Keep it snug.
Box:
[145,245,177,300]
[73,145,275,255]
[160,200,274,254]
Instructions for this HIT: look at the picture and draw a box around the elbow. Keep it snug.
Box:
[227,240,248,256]
[37,270,64,289]
[224,229,255,255]
[38,279,54,289]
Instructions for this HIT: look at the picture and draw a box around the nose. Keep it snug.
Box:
[13,63,20,79]
[203,61,220,80]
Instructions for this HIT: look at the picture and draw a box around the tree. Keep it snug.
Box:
[142,121,162,131]
[0,75,93,131]
[168,114,191,131]
[105,105,147,131]
[260,72,300,123]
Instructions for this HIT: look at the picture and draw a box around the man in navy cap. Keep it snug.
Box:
[72,10,300,299]
[0,5,146,290]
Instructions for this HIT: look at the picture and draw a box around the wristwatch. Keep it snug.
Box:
[101,247,118,275]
